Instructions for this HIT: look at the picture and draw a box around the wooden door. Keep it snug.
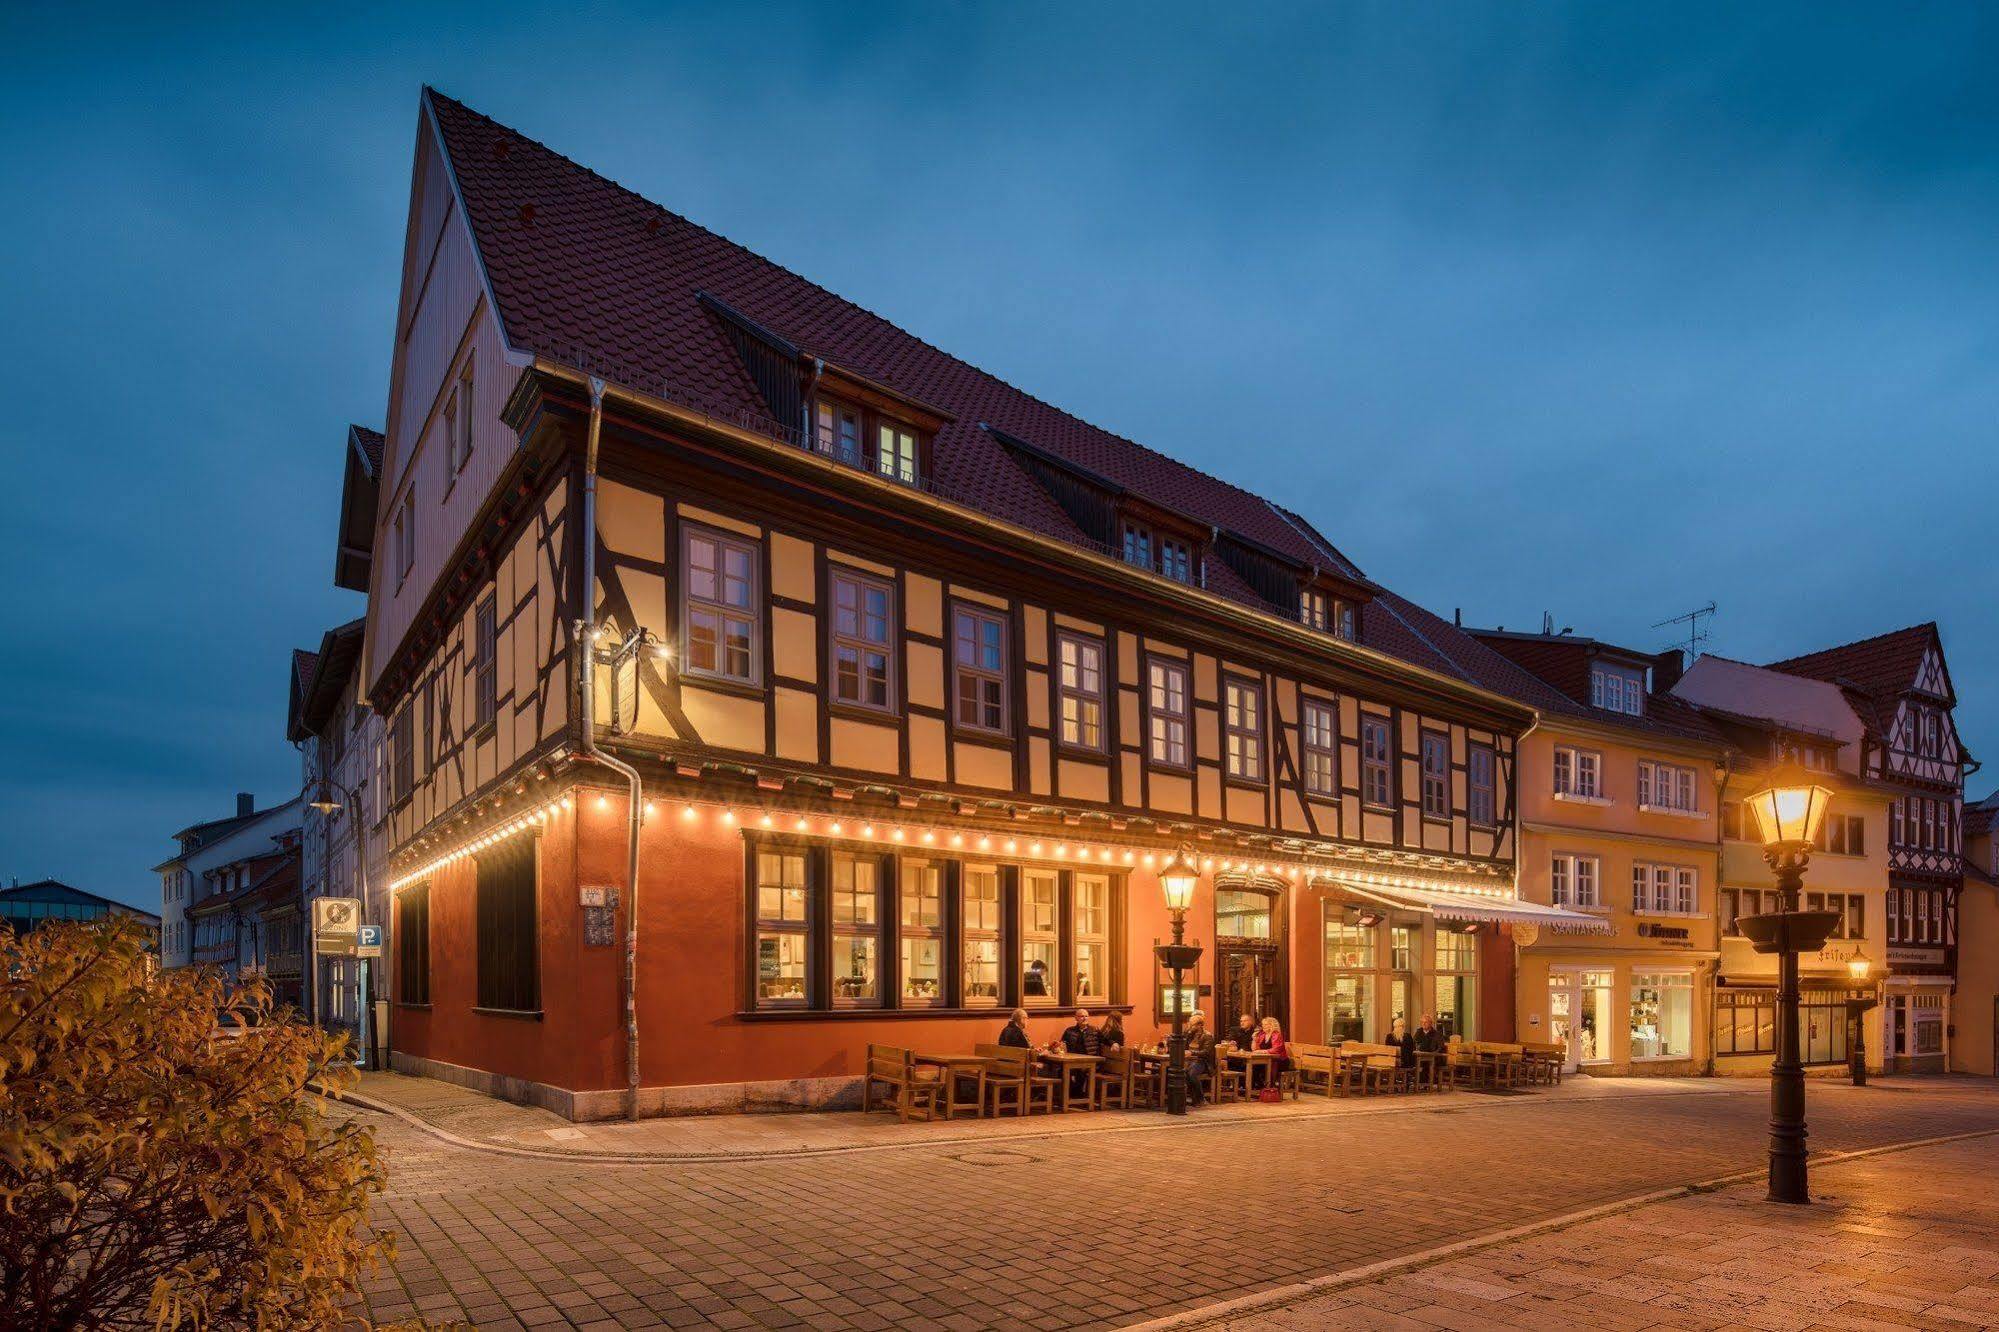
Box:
[1219,947,1283,1039]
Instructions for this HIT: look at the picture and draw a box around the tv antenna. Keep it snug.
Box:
[1654,601,1716,659]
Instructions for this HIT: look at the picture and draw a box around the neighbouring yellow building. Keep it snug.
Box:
[1468,629,1730,1075]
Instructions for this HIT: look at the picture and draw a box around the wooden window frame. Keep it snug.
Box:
[876,420,920,486]
[950,604,1009,737]
[751,846,812,1010]
[1145,656,1191,771]
[961,863,1003,1009]
[897,857,947,1007]
[1419,730,1450,819]
[474,838,539,1014]
[1019,868,1063,1006]
[1055,632,1107,754]
[1467,742,1496,826]
[1553,745,1603,799]
[814,398,864,467]
[1072,872,1112,1005]
[390,703,413,806]
[1301,698,1338,798]
[829,850,886,1009]
[828,567,897,714]
[1223,676,1266,785]
[683,524,763,687]
[1360,714,1394,810]
[395,882,431,1006]
[473,594,497,733]
[1159,536,1194,584]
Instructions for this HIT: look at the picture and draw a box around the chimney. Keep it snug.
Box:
[237,792,255,818]
[1651,648,1686,694]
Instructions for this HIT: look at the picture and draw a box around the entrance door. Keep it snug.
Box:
[1549,972,1580,1073]
[1218,947,1283,1041]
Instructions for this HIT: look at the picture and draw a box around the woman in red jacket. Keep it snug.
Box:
[1252,1015,1290,1089]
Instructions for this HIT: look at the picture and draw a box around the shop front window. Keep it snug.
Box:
[1629,971,1693,1059]
[830,853,880,1006]
[1324,914,1377,1043]
[1433,928,1477,1040]
[1021,871,1061,1003]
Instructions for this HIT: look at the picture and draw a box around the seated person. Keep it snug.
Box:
[1058,1008,1101,1098]
[1386,1017,1417,1068]
[1252,1016,1290,1087]
[1096,1011,1127,1053]
[998,1007,1033,1049]
[1413,1013,1445,1055]
[1183,1012,1217,1106]
[1230,1012,1259,1052]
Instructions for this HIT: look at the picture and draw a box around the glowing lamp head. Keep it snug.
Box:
[1743,764,1836,851]
[1847,957,1872,982]
[1161,859,1199,915]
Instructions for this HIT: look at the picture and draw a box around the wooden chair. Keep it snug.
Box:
[1290,1043,1338,1098]
[1470,1041,1526,1089]
[1519,1041,1565,1086]
[1204,1045,1248,1103]
[1092,1049,1135,1110]
[862,1043,943,1122]
[975,1044,1057,1117]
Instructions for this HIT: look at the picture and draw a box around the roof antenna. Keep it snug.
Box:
[1654,601,1716,660]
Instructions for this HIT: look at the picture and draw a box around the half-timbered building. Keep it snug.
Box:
[362,90,1598,1119]
[1765,624,1969,1072]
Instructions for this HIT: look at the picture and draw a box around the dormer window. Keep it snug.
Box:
[812,396,926,487]
[1122,523,1153,569]
[1590,663,1645,716]
[815,401,863,467]
[1300,588,1356,641]
[1119,521,1197,585]
[877,423,918,485]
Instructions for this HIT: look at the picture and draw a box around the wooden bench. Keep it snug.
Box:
[1469,1040,1527,1089]
[975,1044,1058,1116]
[1334,1042,1409,1094]
[862,1043,943,1121]
[1290,1043,1339,1098]
[1519,1041,1565,1086]
[1092,1049,1136,1110]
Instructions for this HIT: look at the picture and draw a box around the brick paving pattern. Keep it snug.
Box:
[351,1078,1999,1329]
[1200,1134,1999,1330]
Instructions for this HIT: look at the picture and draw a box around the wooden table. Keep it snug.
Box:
[1224,1047,1275,1092]
[1036,1051,1101,1111]
[1131,1048,1172,1105]
[914,1053,990,1119]
[1415,1049,1449,1090]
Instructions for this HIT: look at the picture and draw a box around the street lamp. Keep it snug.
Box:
[1157,853,1202,1116]
[301,776,373,1065]
[1846,957,1876,1088]
[1739,763,1839,1204]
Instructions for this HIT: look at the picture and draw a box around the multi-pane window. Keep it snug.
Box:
[952,607,1007,733]
[1057,635,1105,750]
[830,571,894,710]
[1551,853,1601,908]
[1224,679,1264,782]
[1553,746,1602,799]
[814,400,862,465]
[1629,972,1693,1059]
[1816,813,1866,856]
[1361,716,1393,808]
[830,854,880,1006]
[473,594,497,730]
[395,492,415,581]
[1122,524,1195,583]
[1468,744,1496,826]
[1299,589,1356,640]
[754,851,809,1006]
[899,860,945,1005]
[1074,874,1109,1002]
[1637,761,1697,814]
[1147,659,1190,768]
[475,839,538,1012]
[1301,700,1338,797]
[962,866,1001,1006]
[877,422,919,485]
[685,528,758,683]
[396,882,430,1006]
[1631,863,1697,915]
[1160,538,1193,583]
[1590,664,1644,716]
[1433,928,1477,1040]
[444,361,474,482]
[1021,871,1061,1004]
[1121,524,1154,570]
[1801,891,1867,940]
[1420,732,1449,818]
[1715,990,1777,1056]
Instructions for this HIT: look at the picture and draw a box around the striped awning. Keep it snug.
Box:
[1333,879,1614,935]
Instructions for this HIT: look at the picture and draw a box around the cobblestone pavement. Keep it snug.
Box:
[352,1078,1999,1330]
[1196,1134,1999,1331]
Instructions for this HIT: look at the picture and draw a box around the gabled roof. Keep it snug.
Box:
[1766,623,1944,705]
[1461,629,1729,748]
[335,424,384,593]
[420,89,1519,690]
[0,879,162,924]
[287,619,366,742]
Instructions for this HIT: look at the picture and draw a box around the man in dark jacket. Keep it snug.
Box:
[1183,1013,1217,1106]
[1059,1008,1101,1098]
[998,1008,1033,1048]
[1413,1013,1445,1055]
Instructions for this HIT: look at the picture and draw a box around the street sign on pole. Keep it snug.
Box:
[356,924,383,959]
[313,897,362,956]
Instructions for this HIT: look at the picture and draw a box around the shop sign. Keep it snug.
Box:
[1886,946,1946,968]
[1636,923,1691,945]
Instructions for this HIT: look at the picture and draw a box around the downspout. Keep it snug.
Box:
[1705,751,1732,1077]
[575,376,648,1121]
[1513,714,1540,1044]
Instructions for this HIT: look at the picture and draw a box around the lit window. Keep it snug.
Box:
[1021,871,1060,1004]
[962,866,1001,1007]
[952,607,1007,733]
[1074,874,1109,1003]
[898,859,944,1005]
[1433,928,1477,1041]
[1361,716,1393,808]
[1553,746,1603,799]
[1302,700,1338,797]
[830,853,880,1006]
[754,851,808,1007]
[1630,972,1693,1058]
[1057,635,1105,750]
[830,571,895,710]
[1147,659,1190,768]
[1551,853,1600,908]
[814,401,862,465]
[1637,761,1697,813]
[685,529,759,683]
[1224,679,1264,782]
[876,422,919,485]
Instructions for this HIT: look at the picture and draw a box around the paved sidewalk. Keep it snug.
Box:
[340,1066,1735,1160]
[1179,1133,1999,1330]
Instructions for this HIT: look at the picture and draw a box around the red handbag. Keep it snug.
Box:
[1257,1086,1283,1104]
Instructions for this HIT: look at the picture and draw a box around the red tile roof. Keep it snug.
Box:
[1765,623,1936,700]
[425,91,1550,697]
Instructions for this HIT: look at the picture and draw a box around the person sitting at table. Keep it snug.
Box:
[1023,959,1052,999]
[1184,1011,1216,1106]
[998,1008,1033,1049]
[1096,1011,1126,1053]
[1386,1017,1416,1068]
[1413,1013,1445,1056]
[1230,1012,1259,1052]
[1252,1016,1290,1088]
[1058,1008,1101,1098]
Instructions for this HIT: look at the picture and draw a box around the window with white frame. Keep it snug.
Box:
[1468,743,1496,826]
[1361,715,1393,807]
[1551,853,1601,908]
[1160,537,1194,584]
[1147,658,1189,768]
[1021,870,1061,1003]
[1815,813,1865,856]
[898,859,944,1005]
[1553,746,1603,799]
[951,606,1007,734]
[1301,699,1338,797]
[1057,634,1106,750]
[815,400,863,465]
[1074,873,1110,1002]
[876,422,919,485]
[1300,588,1356,640]
[1590,663,1645,716]
[1638,760,1698,814]
[1224,679,1265,782]
[1630,971,1693,1058]
[961,866,1001,1006]
[1420,732,1449,818]
[684,527,759,684]
[1631,862,1697,915]
[829,570,894,710]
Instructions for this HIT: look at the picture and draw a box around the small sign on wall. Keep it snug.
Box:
[581,886,619,947]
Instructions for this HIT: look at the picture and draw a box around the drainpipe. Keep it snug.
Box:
[575,376,648,1121]
[1705,752,1732,1077]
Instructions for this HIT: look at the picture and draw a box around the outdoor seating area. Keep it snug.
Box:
[859,1030,1560,1123]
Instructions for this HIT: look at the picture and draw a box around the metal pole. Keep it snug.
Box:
[1165,911,1188,1116]
[1768,857,1809,1205]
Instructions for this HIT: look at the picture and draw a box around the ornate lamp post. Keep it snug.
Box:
[1739,765,1839,1205]
[1846,957,1876,1087]
[304,775,374,1065]
[1157,855,1202,1116]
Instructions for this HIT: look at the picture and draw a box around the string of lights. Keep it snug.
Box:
[388,787,1519,901]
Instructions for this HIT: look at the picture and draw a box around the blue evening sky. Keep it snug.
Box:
[1,5,1993,908]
